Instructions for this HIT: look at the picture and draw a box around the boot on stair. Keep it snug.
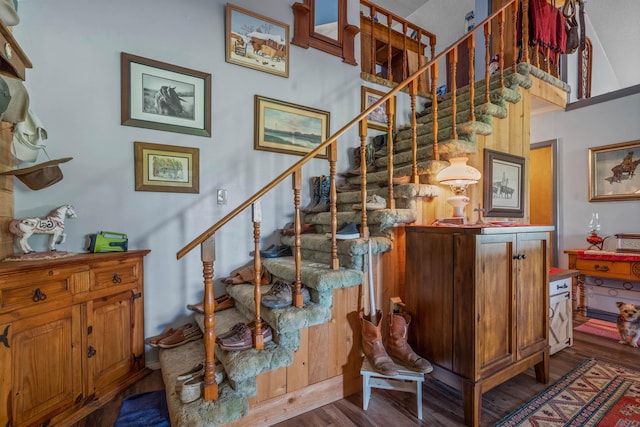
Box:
[386,309,433,373]
[359,310,398,376]
[343,144,376,177]
[305,175,330,214]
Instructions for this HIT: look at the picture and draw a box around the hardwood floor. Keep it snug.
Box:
[76,315,638,427]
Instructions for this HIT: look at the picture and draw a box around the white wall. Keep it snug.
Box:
[531,92,640,266]
[12,0,363,362]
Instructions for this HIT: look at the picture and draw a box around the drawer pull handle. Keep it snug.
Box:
[88,346,96,358]
[594,265,610,272]
[112,273,122,284]
[557,284,568,289]
[513,254,527,260]
[32,288,47,302]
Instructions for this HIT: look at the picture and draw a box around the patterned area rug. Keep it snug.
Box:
[574,318,620,342]
[495,359,640,426]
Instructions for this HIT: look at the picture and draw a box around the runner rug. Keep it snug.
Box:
[495,358,640,426]
[574,318,620,342]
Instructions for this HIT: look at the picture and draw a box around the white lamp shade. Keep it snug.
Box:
[436,157,481,185]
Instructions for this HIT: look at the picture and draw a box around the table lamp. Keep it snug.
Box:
[436,157,481,223]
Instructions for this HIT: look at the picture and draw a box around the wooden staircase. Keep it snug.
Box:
[159,1,570,425]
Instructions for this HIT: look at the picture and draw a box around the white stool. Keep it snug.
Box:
[360,358,425,420]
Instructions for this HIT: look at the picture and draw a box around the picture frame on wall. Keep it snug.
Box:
[225,3,290,78]
[483,149,525,218]
[254,95,330,159]
[121,52,211,137]
[589,139,640,201]
[134,141,199,193]
[361,86,395,131]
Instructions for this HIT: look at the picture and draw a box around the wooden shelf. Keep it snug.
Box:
[0,21,32,81]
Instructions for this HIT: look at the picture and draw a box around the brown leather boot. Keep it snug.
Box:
[386,311,433,373]
[359,310,398,376]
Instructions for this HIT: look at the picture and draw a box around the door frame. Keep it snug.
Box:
[531,139,559,266]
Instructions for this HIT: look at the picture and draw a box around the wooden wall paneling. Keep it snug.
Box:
[0,122,13,260]
[256,366,287,402]
[286,326,309,393]
[308,320,330,384]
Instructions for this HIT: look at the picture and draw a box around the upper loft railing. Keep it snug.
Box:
[359,0,436,93]
[177,0,530,402]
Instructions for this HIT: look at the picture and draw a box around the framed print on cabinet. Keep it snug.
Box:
[121,52,211,137]
[589,140,640,201]
[225,3,289,78]
[254,95,330,159]
[134,141,199,193]
[483,149,525,218]
[361,86,395,131]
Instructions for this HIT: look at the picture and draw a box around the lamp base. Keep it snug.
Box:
[446,195,470,223]
[438,217,466,225]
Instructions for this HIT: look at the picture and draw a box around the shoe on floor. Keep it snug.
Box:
[217,320,273,347]
[260,244,292,258]
[157,323,203,349]
[353,194,386,210]
[325,222,360,240]
[217,323,253,351]
[186,294,234,314]
[179,362,225,404]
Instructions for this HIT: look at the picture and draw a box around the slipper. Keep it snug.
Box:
[186,295,234,314]
[222,265,271,285]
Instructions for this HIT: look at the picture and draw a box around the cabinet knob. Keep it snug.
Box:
[32,288,47,302]
[512,254,527,260]
[112,273,122,283]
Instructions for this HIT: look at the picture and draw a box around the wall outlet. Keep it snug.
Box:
[217,189,227,205]
[390,296,404,314]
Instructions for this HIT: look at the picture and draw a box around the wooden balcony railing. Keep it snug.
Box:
[177,0,530,402]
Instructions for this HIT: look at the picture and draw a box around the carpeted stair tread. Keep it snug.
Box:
[279,235,392,258]
[159,339,250,427]
[263,256,363,293]
[224,283,332,333]
[304,209,416,231]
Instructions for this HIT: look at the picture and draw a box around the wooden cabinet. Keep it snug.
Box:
[0,250,149,427]
[405,225,552,427]
[549,269,578,355]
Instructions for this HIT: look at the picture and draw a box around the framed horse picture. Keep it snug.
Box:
[483,149,525,218]
[589,140,640,201]
[121,53,212,137]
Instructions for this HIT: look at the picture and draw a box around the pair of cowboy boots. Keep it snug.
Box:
[343,144,376,177]
[301,175,330,213]
[359,309,432,376]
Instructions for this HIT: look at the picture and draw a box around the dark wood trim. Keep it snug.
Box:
[566,83,640,111]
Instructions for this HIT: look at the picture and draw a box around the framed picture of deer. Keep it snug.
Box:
[483,149,525,218]
[225,3,289,78]
[121,52,211,137]
[134,141,199,193]
[589,140,640,201]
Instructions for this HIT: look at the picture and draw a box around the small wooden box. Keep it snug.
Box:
[615,234,640,253]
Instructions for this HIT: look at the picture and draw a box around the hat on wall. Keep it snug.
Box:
[0,76,29,124]
[0,157,72,190]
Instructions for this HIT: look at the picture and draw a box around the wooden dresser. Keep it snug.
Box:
[405,225,552,427]
[0,250,150,427]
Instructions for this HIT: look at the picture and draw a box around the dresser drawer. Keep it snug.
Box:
[0,267,78,311]
[90,259,140,290]
[550,277,571,296]
[575,259,630,278]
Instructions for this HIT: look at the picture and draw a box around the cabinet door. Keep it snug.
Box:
[549,292,572,354]
[0,306,83,427]
[468,234,516,379]
[515,232,550,358]
[87,290,140,392]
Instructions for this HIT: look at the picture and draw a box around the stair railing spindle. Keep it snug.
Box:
[402,21,408,80]
[468,33,475,123]
[292,170,304,306]
[328,143,339,270]
[450,47,458,141]
[522,0,530,63]
[430,63,439,162]
[512,1,518,74]
[409,79,419,183]
[386,96,396,208]
[484,22,491,104]
[251,203,264,350]
[358,119,369,239]
[499,10,505,89]
[201,235,218,401]
[370,7,376,75]
[387,14,393,82]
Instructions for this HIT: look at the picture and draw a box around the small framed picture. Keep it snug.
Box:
[361,86,395,131]
[254,95,330,159]
[225,3,289,78]
[121,52,211,137]
[134,141,199,193]
[483,149,525,218]
[589,140,640,201]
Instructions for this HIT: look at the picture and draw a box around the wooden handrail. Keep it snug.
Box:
[177,0,524,260]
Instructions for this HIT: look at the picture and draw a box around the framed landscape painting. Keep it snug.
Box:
[225,3,289,78]
[254,95,330,159]
[121,52,211,137]
[589,140,640,201]
[134,141,199,193]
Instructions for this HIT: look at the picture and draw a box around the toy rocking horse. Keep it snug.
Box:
[8,204,77,254]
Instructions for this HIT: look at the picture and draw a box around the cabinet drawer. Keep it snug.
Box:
[576,259,630,278]
[550,278,571,296]
[0,268,76,311]
[90,260,140,290]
